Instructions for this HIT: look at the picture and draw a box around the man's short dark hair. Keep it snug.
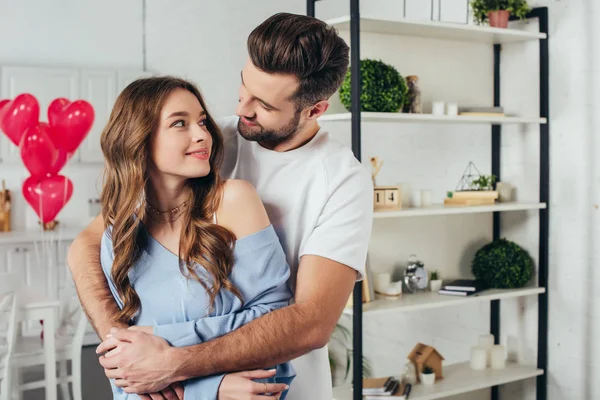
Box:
[247,12,350,109]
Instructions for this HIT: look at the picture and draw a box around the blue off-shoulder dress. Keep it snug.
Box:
[100,223,296,400]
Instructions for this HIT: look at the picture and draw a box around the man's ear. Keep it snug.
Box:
[305,100,330,120]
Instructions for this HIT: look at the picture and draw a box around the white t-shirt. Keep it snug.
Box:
[219,116,373,400]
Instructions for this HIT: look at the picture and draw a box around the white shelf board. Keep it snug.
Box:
[343,287,545,316]
[373,202,546,219]
[333,362,543,400]
[319,112,546,125]
[326,16,547,44]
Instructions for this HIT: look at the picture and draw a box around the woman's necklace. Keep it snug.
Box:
[145,200,187,223]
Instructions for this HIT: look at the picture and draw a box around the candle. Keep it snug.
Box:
[478,334,495,366]
[421,190,433,207]
[470,346,487,370]
[491,345,506,369]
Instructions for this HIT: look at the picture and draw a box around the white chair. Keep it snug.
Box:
[12,289,87,400]
[0,272,21,400]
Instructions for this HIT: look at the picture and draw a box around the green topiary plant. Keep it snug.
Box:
[472,238,534,288]
[471,0,531,25]
[422,365,435,374]
[339,59,408,113]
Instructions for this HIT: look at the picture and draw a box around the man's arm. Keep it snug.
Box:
[175,254,356,378]
[100,255,356,392]
[67,215,126,339]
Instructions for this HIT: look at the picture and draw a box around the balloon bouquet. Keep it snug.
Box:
[0,94,94,230]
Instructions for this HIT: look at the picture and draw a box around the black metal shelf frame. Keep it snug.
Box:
[306,2,549,400]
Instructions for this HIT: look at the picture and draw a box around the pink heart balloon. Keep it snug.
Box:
[0,94,40,146]
[19,123,69,178]
[47,99,94,153]
[22,175,73,223]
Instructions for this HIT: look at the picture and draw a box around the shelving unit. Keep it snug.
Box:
[333,362,544,400]
[343,287,545,316]
[307,2,549,400]
[319,112,547,125]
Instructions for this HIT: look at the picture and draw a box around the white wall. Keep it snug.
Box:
[1,0,598,399]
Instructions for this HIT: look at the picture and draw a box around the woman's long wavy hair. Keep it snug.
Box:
[100,76,242,324]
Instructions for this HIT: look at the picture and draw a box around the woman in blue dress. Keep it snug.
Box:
[98,76,295,399]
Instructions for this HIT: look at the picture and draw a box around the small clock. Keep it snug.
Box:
[403,254,428,293]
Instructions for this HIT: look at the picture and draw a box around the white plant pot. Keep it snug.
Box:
[420,372,436,385]
[430,280,442,292]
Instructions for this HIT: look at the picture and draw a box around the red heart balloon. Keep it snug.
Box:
[19,123,69,178]
[47,98,69,126]
[22,175,73,223]
[0,94,40,146]
[47,99,94,153]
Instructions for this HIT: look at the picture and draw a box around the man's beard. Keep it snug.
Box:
[237,110,301,147]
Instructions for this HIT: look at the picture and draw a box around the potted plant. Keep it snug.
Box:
[471,174,497,191]
[329,323,372,386]
[471,0,531,28]
[429,271,442,292]
[420,365,436,385]
[339,59,409,113]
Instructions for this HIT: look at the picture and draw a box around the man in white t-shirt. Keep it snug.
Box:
[68,12,372,400]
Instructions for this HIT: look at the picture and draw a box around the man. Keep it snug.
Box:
[68,12,373,400]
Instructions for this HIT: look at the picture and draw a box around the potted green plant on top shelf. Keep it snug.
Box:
[471,0,531,28]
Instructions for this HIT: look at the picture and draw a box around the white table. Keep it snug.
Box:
[4,288,60,400]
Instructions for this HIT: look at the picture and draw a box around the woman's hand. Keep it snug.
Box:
[218,369,289,400]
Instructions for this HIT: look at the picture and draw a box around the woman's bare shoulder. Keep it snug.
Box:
[216,179,270,240]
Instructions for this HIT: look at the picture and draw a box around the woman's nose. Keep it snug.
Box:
[191,124,209,142]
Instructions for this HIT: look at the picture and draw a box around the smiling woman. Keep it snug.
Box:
[98,76,295,399]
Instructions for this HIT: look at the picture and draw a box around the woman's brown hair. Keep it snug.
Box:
[100,76,241,324]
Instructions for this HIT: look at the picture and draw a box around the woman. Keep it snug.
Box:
[99,76,295,399]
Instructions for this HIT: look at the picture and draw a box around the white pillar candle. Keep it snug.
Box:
[446,102,458,116]
[490,345,506,369]
[432,101,445,115]
[478,334,495,366]
[470,346,487,370]
[410,190,422,208]
[374,273,391,293]
[421,190,433,206]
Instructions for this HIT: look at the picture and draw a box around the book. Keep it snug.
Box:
[442,279,486,292]
[444,197,495,205]
[458,106,504,113]
[361,377,406,398]
[439,289,481,296]
[450,191,499,199]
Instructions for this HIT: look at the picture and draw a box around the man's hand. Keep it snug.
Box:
[128,325,153,335]
[218,370,288,400]
[97,328,178,393]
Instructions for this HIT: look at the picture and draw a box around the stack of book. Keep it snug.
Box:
[361,377,407,399]
[458,106,505,117]
[438,279,487,296]
[444,190,498,205]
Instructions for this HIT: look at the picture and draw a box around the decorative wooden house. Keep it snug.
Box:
[408,343,444,382]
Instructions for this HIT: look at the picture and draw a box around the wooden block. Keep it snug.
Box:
[374,186,401,210]
[373,189,386,209]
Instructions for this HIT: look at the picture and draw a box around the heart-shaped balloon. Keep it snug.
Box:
[20,123,69,178]
[22,175,73,223]
[0,94,40,146]
[47,99,94,153]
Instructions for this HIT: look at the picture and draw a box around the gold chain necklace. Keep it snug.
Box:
[146,208,185,224]
[146,200,187,215]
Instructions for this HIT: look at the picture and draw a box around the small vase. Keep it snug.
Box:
[420,372,436,385]
[430,280,443,292]
[488,10,510,28]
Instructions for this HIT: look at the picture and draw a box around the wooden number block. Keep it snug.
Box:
[385,189,400,207]
[374,189,386,209]
[373,186,402,211]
